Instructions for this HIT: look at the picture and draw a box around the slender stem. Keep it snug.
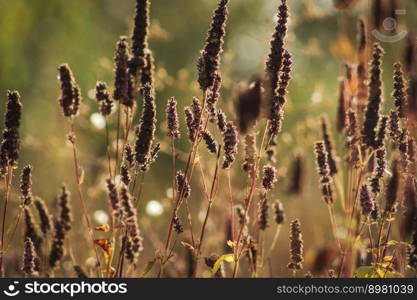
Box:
[265,224,282,261]
[327,204,342,251]
[227,169,235,242]
[0,164,12,276]
[70,121,102,276]
[171,138,176,205]
[115,104,121,181]
[105,119,113,179]
[162,91,208,262]
[233,123,268,278]
[193,146,221,277]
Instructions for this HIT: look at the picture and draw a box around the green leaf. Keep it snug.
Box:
[354,266,379,278]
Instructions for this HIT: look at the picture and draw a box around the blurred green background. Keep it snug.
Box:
[1,0,417,276]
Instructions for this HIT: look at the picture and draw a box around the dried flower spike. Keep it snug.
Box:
[95,81,113,117]
[242,134,257,178]
[363,43,384,149]
[34,197,52,235]
[207,73,222,122]
[197,0,229,91]
[23,207,43,254]
[0,90,22,170]
[130,0,150,76]
[22,237,37,276]
[222,121,239,169]
[58,185,72,232]
[202,130,218,154]
[320,116,338,176]
[20,165,33,206]
[166,97,180,139]
[268,50,292,144]
[135,83,156,170]
[393,62,407,118]
[273,200,286,225]
[114,36,134,107]
[120,185,144,263]
[106,179,121,222]
[288,219,304,270]
[257,192,269,230]
[262,165,278,190]
[173,215,184,234]
[58,64,81,117]
[359,184,374,215]
[216,109,227,134]
[49,216,65,269]
[314,141,333,204]
[176,170,191,199]
[265,0,289,96]
[288,154,303,195]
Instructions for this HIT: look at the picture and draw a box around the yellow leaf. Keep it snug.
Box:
[212,254,235,274]
[227,240,236,248]
[383,256,394,262]
[385,240,398,247]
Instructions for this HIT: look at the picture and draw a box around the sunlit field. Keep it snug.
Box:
[0,0,417,278]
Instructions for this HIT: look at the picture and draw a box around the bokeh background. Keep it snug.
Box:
[0,0,417,277]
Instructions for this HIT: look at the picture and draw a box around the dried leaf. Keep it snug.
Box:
[181,241,195,251]
[94,224,110,232]
[94,239,112,265]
